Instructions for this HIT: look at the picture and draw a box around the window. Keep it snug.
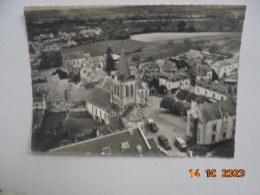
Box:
[113,85,116,95]
[117,86,120,96]
[212,124,217,132]
[197,130,200,142]
[223,132,226,138]
[212,93,215,98]
[130,85,134,96]
[212,134,216,142]
[205,91,207,95]
[197,88,199,93]
[221,96,224,101]
[126,85,129,96]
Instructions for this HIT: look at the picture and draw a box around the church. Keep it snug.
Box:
[85,50,147,125]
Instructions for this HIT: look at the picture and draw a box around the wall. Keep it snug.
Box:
[195,85,227,101]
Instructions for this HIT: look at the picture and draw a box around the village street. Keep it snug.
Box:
[143,95,188,157]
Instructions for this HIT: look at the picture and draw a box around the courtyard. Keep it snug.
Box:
[143,95,188,157]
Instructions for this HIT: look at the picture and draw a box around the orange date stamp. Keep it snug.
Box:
[189,169,245,178]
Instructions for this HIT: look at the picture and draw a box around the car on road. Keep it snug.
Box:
[158,135,172,150]
[147,119,159,133]
[174,137,187,152]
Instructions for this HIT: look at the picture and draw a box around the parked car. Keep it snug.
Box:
[147,119,159,133]
[174,137,187,152]
[158,135,171,150]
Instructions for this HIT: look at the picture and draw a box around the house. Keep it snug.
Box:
[61,51,92,73]
[80,69,106,84]
[91,55,105,70]
[139,62,160,73]
[33,96,46,110]
[159,72,190,90]
[176,49,203,67]
[85,86,120,125]
[159,60,179,73]
[195,80,237,102]
[65,89,92,112]
[186,100,236,145]
[32,74,70,112]
[195,64,213,82]
[211,53,239,79]
[49,128,160,156]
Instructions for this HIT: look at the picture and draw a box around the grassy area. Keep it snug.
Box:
[60,31,241,62]
[60,39,146,56]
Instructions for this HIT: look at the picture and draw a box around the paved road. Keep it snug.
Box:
[143,96,188,157]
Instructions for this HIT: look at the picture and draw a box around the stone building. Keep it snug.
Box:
[195,80,237,102]
[159,72,190,90]
[186,100,236,145]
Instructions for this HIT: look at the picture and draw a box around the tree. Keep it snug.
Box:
[148,77,159,89]
[157,85,168,95]
[195,95,210,104]
[39,52,62,70]
[52,69,68,79]
[177,21,186,32]
[187,26,196,32]
[170,102,185,116]
[105,47,116,75]
[176,90,189,101]
[186,93,197,103]
[160,96,175,111]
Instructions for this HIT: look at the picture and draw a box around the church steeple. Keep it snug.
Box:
[117,50,130,81]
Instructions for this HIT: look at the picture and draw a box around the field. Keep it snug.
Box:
[60,39,146,56]
[60,32,241,62]
[130,32,242,43]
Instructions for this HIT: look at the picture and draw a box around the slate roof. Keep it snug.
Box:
[117,51,130,80]
[199,100,236,122]
[86,86,120,114]
[196,64,212,76]
[159,72,189,82]
[196,80,236,96]
[65,89,92,103]
[47,79,70,99]
[160,61,178,72]
[179,49,203,59]
[122,105,145,122]
[49,128,160,156]
[97,77,113,91]
[211,53,240,74]
[62,51,85,60]
[33,78,70,100]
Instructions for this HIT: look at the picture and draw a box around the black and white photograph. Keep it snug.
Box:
[24,5,246,157]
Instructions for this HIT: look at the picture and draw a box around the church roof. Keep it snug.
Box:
[117,51,130,80]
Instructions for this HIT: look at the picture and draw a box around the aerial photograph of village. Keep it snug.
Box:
[24,5,246,157]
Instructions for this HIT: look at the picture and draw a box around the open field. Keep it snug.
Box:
[130,32,241,43]
[60,39,146,56]
[60,31,241,62]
